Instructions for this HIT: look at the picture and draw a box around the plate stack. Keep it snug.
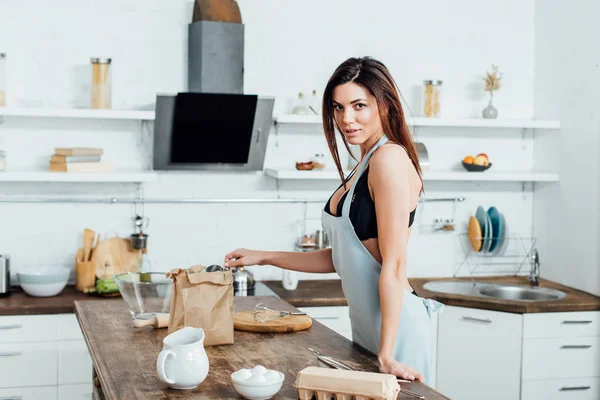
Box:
[468,205,506,253]
[49,147,112,172]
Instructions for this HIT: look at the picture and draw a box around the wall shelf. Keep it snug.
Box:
[264,168,559,183]
[274,114,560,129]
[0,171,157,183]
[0,107,155,121]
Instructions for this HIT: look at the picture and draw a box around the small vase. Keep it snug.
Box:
[482,93,498,119]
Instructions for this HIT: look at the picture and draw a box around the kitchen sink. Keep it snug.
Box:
[422,280,567,302]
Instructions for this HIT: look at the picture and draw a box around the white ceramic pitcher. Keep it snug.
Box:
[156,327,209,389]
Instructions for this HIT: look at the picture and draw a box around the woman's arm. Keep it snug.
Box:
[224,247,335,274]
[369,144,424,381]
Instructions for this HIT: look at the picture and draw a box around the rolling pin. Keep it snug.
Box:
[132,313,170,329]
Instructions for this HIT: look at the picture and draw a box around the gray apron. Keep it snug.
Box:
[321,135,444,382]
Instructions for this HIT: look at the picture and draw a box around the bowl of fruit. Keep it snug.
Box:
[462,153,491,172]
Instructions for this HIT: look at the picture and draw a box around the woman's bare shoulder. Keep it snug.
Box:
[369,142,410,170]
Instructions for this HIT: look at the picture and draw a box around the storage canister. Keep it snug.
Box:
[0,53,6,107]
[423,80,442,118]
[91,57,112,109]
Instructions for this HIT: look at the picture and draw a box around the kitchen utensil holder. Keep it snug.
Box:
[455,233,537,278]
[75,247,96,292]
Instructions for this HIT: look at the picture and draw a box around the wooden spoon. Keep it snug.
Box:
[83,229,95,262]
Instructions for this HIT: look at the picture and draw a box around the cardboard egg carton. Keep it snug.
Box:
[293,367,400,400]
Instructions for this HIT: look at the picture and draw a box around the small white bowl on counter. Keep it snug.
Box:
[18,267,70,297]
[231,365,285,400]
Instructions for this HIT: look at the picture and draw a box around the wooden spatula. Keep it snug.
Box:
[83,229,95,262]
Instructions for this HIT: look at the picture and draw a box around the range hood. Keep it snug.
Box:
[153,93,274,171]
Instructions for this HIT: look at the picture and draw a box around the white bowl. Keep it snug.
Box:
[231,369,285,400]
[18,267,70,297]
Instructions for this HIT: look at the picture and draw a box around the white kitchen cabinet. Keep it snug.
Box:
[437,308,600,400]
[521,377,600,400]
[0,315,59,343]
[0,341,58,388]
[298,306,352,340]
[59,340,93,385]
[58,384,94,400]
[0,313,93,397]
[0,386,57,400]
[436,305,523,400]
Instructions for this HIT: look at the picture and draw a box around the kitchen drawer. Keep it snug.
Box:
[0,385,57,400]
[58,314,84,341]
[58,340,92,385]
[522,377,600,400]
[0,315,58,343]
[58,384,94,400]
[0,342,58,388]
[523,312,600,339]
[522,337,600,380]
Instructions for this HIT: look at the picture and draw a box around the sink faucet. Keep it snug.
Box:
[529,249,540,286]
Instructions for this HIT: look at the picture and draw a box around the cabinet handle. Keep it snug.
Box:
[0,351,22,357]
[0,396,23,399]
[562,320,592,324]
[461,316,492,324]
[0,324,22,330]
[560,345,591,349]
[560,386,591,391]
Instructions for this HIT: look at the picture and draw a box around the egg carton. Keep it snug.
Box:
[294,367,399,400]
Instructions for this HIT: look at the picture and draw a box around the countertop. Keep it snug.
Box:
[266,277,600,314]
[410,276,600,313]
[75,296,451,400]
[263,280,347,307]
[0,282,278,316]
[3,276,599,317]
[0,285,121,315]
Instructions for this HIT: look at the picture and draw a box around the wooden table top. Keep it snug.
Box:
[75,296,451,400]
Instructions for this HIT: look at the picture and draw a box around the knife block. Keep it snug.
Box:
[75,248,96,292]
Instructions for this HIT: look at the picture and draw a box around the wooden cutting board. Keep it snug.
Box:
[93,237,141,280]
[233,311,312,333]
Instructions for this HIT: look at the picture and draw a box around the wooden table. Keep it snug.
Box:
[75,296,451,399]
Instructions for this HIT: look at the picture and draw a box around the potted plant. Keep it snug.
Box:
[482,65,503,119]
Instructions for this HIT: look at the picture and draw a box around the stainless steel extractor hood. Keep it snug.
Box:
[153,92,274,171]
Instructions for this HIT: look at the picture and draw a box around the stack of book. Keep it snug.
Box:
[49,148,112,172]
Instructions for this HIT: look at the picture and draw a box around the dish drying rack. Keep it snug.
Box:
[454,233,537,278]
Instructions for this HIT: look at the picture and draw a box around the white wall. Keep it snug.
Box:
[534,0,600,295]
[0,0,543,283]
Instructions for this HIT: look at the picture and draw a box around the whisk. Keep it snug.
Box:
[253,303,307,323]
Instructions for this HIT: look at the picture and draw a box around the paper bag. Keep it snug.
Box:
[166,265,234,346]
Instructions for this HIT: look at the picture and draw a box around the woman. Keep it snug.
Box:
[224,56,443,383]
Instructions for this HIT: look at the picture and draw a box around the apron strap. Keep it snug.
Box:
[341,135,389,218]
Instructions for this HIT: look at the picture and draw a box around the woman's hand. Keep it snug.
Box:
[378,356,425,382]
[224,248,266,268]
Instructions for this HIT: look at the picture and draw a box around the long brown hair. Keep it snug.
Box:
[322,56,423,192]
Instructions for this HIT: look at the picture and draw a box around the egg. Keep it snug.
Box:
[245,374,267,384]
[251,365,267,376]
[234,369,253,381]
[264,370,280,382]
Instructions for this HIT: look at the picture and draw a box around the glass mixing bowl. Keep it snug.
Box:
[113,272,172,320]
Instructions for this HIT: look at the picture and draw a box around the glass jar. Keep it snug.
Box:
[312,153,326,169]
[0,53,6,107]
[292,92,310,115]
[91,57,112,109]
[0,150,6,172]
[423,80,442,118]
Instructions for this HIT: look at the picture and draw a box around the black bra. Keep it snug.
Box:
[324,166,417,241]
